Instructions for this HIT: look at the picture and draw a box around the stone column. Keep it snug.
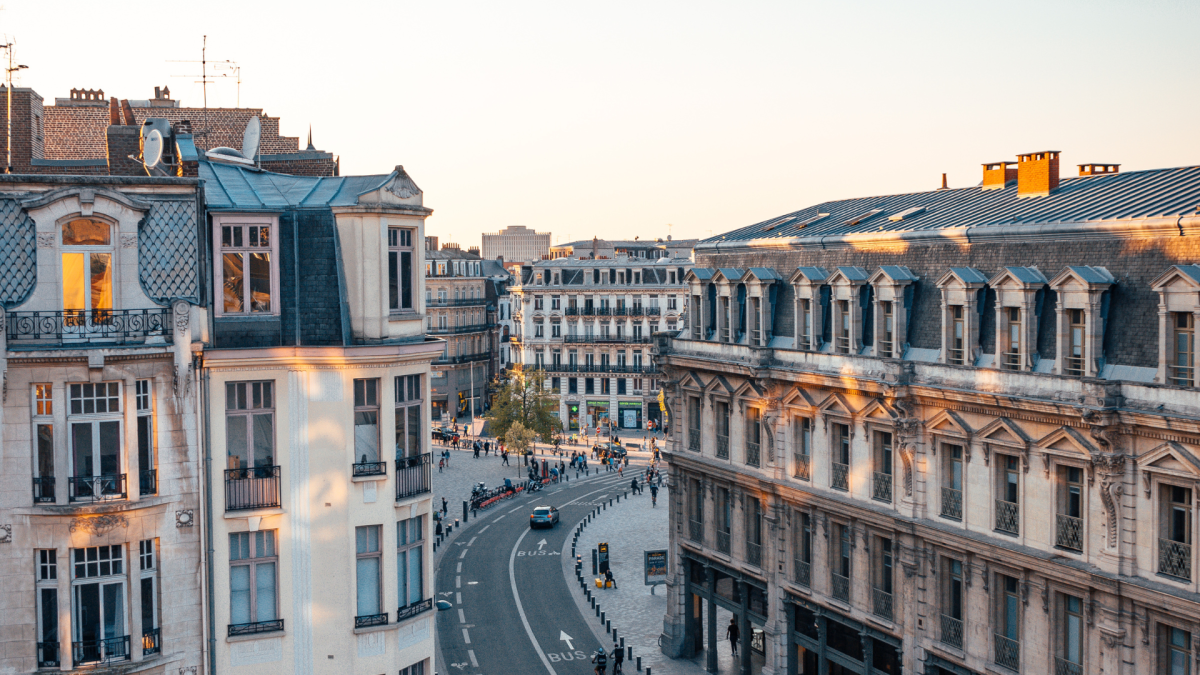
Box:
[707,567,718,673]
[739,580,752,675]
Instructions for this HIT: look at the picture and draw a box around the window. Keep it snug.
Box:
[880,301,894,357]
[225,382,275,470]
[551,295,560,310]
[535,322,544,338]
[399,660,427,675]
[715,401,730,459]
[397,516,425,611]
[949,305,965,365]
[688,478,704,543]
[1065,309,1086,376]
[585,378,595,395]
[831,423,850,492]
[1160,484,1192,581]
[568,378,578,394]
[837,300,851,353]
[794,513,812,587]
[800,299,812,350]
[217,220,275,315]
[136,380,155,496]
[996,456,1020,535]
[940,558,964,649]
[744,496,763,567]
[61,219,113,317]
[668,296,677,310]
[139,540,160,655]
[551,323,561,338]
[354,379,382,472]
[71,545,129,664]
[872,537,894,620]
[388,228,414,311]
[831,523,851,602]
[872,430,893,503]
[551,377,560,394]
[69,382,124,502]
[1002,307,1022,370]
[617,378,626,395]
[36,383,53,415]
[1159,625,1191,675]
[36,550,59,668]
[716,487,731,553]
[1057,594,1084,674]
[601,377,611,395]
[395,375,424,459]
[687,396,701,452]
[1056,466,1084,552]
[1172,312,1194,386]
[229,531,279,633]
[941,444,964,520]
[356,526,384,624]
[745,407,761,467]
[793,418,811,480]
[534,296,544,311]
[33,385,55,502]
[994,574,1021,670]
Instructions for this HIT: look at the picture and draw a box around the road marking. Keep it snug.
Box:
[456,562,462,573]
[509,504,525,514]
[479,525,490,533]
[494,515,506,521]
[468,650,479,668]
[509,526,558,675]
[537,539,547,551]
[456,576,461,588]
[458,608,466,624]
[459,549,468,559]
[560,631,575,650]
[468,537,477,545]
[462,628,471,644]
[456,592,462,604]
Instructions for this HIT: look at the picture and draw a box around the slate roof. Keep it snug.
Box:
[1065,265,1115,284]
[705,165,1200,244]
[1005,266,1049,284]
[747,267,784,281]
[949,267,988,284]
[201,161,396,210]
[877,265,918,281]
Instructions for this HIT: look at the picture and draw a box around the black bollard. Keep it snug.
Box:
[462,500,468,522]
[606,620,611,634]
[636,656,641,671]
[600,611,605,625]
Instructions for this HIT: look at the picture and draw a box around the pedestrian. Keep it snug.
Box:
[438,458,444,473]
[435,518,444,538]
[726,617,740,657]
[650,482,658,506]
[617,463,623,478]
[441,497,448,516]
[604,567,617,589]
[630,477,639,495]
[502,450,510,466]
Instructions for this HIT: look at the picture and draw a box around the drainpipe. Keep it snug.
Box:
[201,365,217,675]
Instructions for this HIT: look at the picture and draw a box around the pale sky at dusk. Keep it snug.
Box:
[8,1,1199,247]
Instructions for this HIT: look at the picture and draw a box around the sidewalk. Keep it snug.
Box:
[562,484,745,674]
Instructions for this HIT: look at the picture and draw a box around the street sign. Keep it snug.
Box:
[644,549,667,586]
[598,542,610,575]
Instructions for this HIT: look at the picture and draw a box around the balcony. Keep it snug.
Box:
[33,476,55,503]
[1159,538,1192,580]
[746,541,762,568]
[433,352,491,366]
[355,613,389,629]
[831,462,849,492]
[689,519,703,544]
[352,461,387,477]
[37,641,60,668]
[831,572,850,603]
[716,530,731,554]
[563,335,652,345]
[716,435,729,460]
[396,453,432,501]
[1064,355,1084,377]
[543,363,658,375]
[7,308,172,346]
[793,454,810,481]
[994,634,1020,672]
[139,469,157,496]
[427,298,487,308]
[941,487,963,520]
[794,559,810,588]
[1054,657,1082,675]
[1001,351,1022,371]
[872,588,893,621]
[745,441,760,468]
[228,619,284,637]
[427,323,491,335]
[69,474,127,503]
[948,347,966,365]
[396,598,433,622]
[73,635,130,666]
[224,466,282,511]
[940,614,963,649]
[142,627,161,656]
[1170,364,1194,387]
[995,499,1020,536]
[872,471,892,503]
[563,306,662,317]
[687,429,700,452]
[1055,514,1083,552]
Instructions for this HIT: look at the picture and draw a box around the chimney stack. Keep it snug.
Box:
[981,161,1018,190]
[938,173,948,190]
[1017,150,1060,197]
[1078,163,1119,177]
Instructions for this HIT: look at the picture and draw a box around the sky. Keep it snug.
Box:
[6,1,1200,246]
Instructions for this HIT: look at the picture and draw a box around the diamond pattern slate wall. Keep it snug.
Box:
[139,196,199,304]
[0,198,36,308]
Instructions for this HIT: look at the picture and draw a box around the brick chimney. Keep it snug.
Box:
[1078,163,1119,177]
[981,161,1017,190]
[1017,150,1060,197]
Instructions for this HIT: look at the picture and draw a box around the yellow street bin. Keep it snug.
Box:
[595,578,603,588]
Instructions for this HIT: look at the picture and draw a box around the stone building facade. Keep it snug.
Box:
[656,154,1200,675]
[480,225,550,264]
[510,256,691,431]
[425,244,497,422]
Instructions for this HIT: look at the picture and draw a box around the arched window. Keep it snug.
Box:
[61,219,113,318]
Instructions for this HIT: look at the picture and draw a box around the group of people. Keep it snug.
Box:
[629,465,664,505]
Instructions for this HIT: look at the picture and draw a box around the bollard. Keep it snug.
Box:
[636,656,641,671]
[600,611,605,625]
[613,629,618,643]
[606,620,611,634]
[462,500,468,522]
[647,667,651,675]
[621,638,625,650]
[609,498,613,507]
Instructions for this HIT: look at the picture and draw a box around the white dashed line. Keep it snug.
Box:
[479,525,490,533]
[456,592,462,604]
[456,576,461,588]
[494,515,506,521]
[459,549,468,559]
[469,650,479,667]
[456,562,462,573]
[462,628,471,644]
[468,537,477,545]
[458,608,466,623]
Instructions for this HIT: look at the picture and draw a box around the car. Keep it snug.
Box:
[592,441,626,458]
[529,505,559,529]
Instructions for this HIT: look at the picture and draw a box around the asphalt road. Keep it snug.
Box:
[437,470,639,675]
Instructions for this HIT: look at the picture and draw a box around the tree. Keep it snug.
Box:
[504,421,537,457]
[486,369,561,445]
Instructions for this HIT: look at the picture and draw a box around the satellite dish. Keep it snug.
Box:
[143,129,164,169]
[242,115,261,161]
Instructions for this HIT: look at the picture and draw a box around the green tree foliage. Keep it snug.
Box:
[504,421,537,456]
[487,369,561,446]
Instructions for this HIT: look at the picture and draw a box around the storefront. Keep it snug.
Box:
[787,595,901,675]
[586,400,610,429]
[431,397,448,422]
[681,551,769,674]
[618,400,642,429]
[567,402,580,431]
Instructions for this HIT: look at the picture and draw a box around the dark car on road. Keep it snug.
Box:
[529,505,559,528]
[592,441,626,458]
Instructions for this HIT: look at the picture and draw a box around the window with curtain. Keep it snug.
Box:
[217,221,275,315]
[61,219,113,319]
[389,228,414,311]
[229,531,277,628]
[356,526,382,618]
[354,379,380,465]
[225,382,275,470]
[395,375,424,460]
[397,516,425,608]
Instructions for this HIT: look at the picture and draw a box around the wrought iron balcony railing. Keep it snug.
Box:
[940,614,963,649]
[746,541,762,568]
[355,613,389,629]
[831,572,850,603]
[716,530,731,554]
[352,461,387,477]
[994,634,1020,672]
[793,454,810,481]
[1055,513,1083,552]
[941,487,963,520]
[794,559,810,588]
[228,620,284,637]
[563,335,652,344]
[689,519,703,543]
[73,635,130,666]
[544,363,658,375]
[8,309,172,346]
[831,462,850,492]
[225,466,282,511]
[37,641,60,668]
[33,476,55,503]
[1054,657,1083,675]
[397,598,433,622]
[69,474,127,503]
[427,298,488,307]
[745,441,760,468]
[139,469,157,496]
[1160,538,1192,580]
[142,627,161,656]
[872,588,893,621]
[396,453,432,501]
[687,429,700,452]
[716,435,729,460]
[427,323,492,335]
[872,471,893,503]
[995,499,1020,536]
[433,352,491,365]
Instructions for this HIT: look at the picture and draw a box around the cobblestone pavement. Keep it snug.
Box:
[562,481,748,675]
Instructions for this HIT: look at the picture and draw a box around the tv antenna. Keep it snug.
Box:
[168,37,241,147]
[0,39,28,173]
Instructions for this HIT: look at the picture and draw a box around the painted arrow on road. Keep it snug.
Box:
[537,539,547,551]
[560,631,574,650]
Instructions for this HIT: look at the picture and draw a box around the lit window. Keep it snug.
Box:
[218,221,275,315]
[61,219,112,318]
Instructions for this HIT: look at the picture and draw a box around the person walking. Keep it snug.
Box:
[630,477,640,495]
[441,497,448,517]
[727,617,740,657]
[502,450,510,466]
[650,482,659,507]
[438,458,444,473]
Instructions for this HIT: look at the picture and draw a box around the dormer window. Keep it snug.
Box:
[62,219,113,318]
[950,306,965,364]
[867,266,917,359]
[1002,307,1022,370]
[215,217,278,316]
[789,266,829,352]
[880,302,894,355]
[989,267,1047,372]
[1172,313,1194,386]
[1065,310,1086,376]
[1049,266,1113,377]
[836,300,851,354]
[937,267,987,366]
[388,228,414,312]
